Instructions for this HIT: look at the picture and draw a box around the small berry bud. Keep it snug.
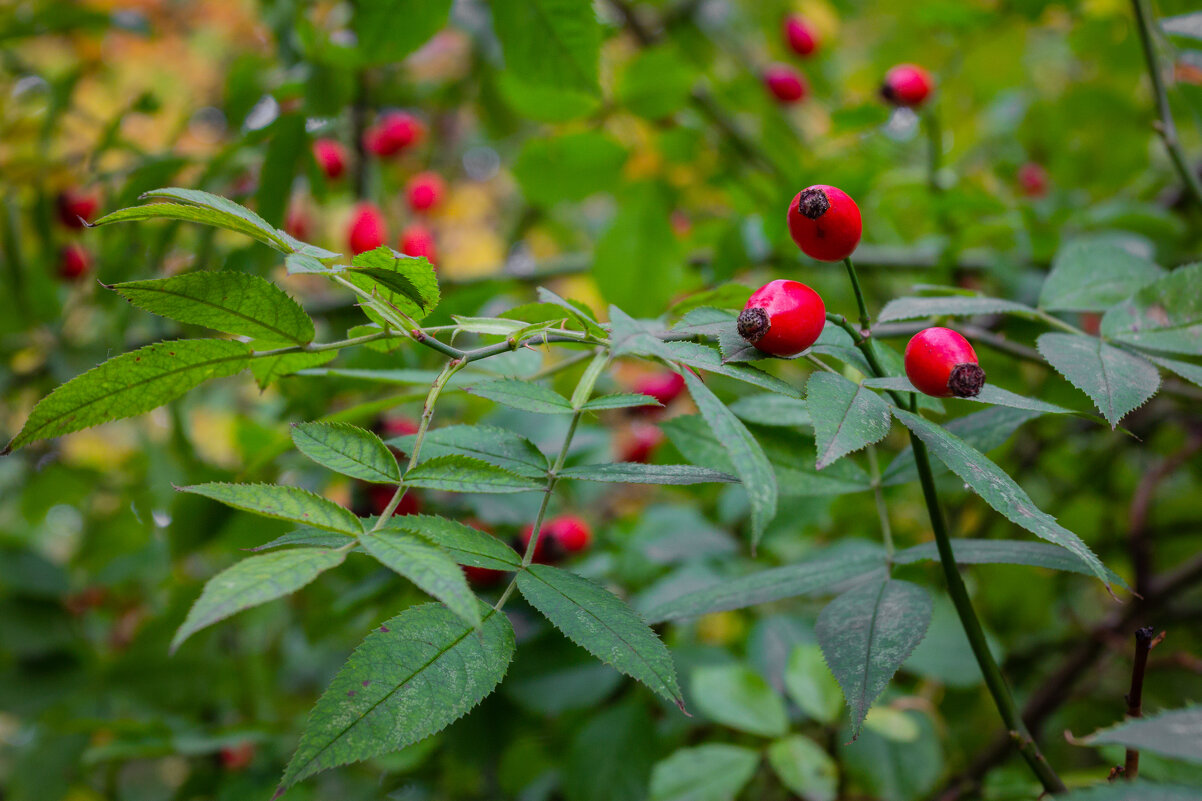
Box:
[763,64,808,103]
[787,185,862,262]
[1017,162,1049,198]
[904,327,986,398]
[881,64,934,108]
[406,172,445,213]
[58,243,91,280]
[400,223,438,265]
[56,188,99,229]
[364,111,423,157]
[783,14,820,57]
[738,279,826,358]
[312,138,348,180]
[348,203,387,255]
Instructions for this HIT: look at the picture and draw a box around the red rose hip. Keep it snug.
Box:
[763,64,808,103]
[783,14,820,57]
[904,327,986,398]
[737,279,826,358]
[58,243,91,280]
[312,138,348,180]
[364,111,423,157]
[56,188,99,229]
[406,172,445,213]
[787,185,861,262]
[399,223,437,265]
[1017,162,1049,198]
[881,64,934,107]
[521,515,593,563]
[634,371,686,407]
[348,203,386,255]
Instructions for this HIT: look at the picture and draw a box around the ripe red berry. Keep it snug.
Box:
[737,279,826,358]
[58,243,91,280]
[220,742,255,771]
[364,111,423,157]
[367,483,421,517]
[904,327,986,398]
[406,172,445,213]
[783,14,820,57]
[312,138,348,180]
[621,422,665,464]
[399,223,437,265]
[348,203,387,255]
[464,565,506,587]
[379,415,420,438]
[1017,162,1049,198]
[881,64,934,107]
[56,188,99,229]
[521,515,593,563]
[787,185,862,262]
[763,64,808,103]
[634,371,686,407]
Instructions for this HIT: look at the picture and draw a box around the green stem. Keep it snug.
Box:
[842,257,872,333]
[1034,309,1088,336]
[252,329,395,359]
[1132,0,1202,208]
[332,274,468,360]
[866,444,894,562]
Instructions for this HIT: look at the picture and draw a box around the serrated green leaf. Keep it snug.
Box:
[649,744,759,801]
[250,528,356,552]
[492,0,601,94]
[691,664,787,737]
[644,544,886,623]
[93,202,286,252]
[557,463,738,485]
[862,377,1075,415]
[807,374,893,470]
[883,406,1042,486]
[670,306,738,337]
[403,455,544,493]
[729,394,812,427]
[359,531,481,629]
[892,408,1111,586]
[582,393,662,412]
[1055,782,1202,801]
[1147,353,1202,389]
[354,0,451,65]
[717,325,769,363]
[516,564,684,710]
[683,371,777,548]
[816,578,932,737]
[1101,262,1202,355]
[767,735,838,801]
[1078,706,1202,764]
[250,349,335,389]
[291,422,399,483]
[1039,241,1165,312]
[450,315,527,336]
[346,246,440,321]
[179,482,363,535]
[877,295,1037,323]
[390,424,548,478]
[1037,333,1160,427]
[171,548,345,653]
[383,514,521,569]
[111,272,315,345]
[467,379,574,414]
[5,339,252,453]
[894,539,1124,582]
[280,603,515,788]
[785,644,844,725]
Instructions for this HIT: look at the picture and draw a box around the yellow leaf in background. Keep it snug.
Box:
[696,611,746,646]
[439,226,506,280]
[189,409,239,468]
[798,0,840,41]
[551,276,603,320]
[440,183,497,224]
[61,425,141,470]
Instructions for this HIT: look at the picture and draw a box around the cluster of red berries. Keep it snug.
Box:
[54,188,100,280]
[737,183,985,398]
[613,369,688,464]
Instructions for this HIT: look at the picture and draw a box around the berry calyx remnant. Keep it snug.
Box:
[787,185,862,262]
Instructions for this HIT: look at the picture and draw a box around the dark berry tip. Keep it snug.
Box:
[949,363,986,398]
[879,82,896,103]
[798,187,830,219]
[737,307,770,344]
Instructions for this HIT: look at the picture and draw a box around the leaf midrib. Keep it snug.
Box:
[120,280,307,345]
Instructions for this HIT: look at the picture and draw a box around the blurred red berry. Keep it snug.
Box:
[56,188,99,229]
[521,515,593,563]
[464,565,506,587]
[764,64,808,103]
[881,64,934,107]
[406,172,445,213]
[787,184,862,262]
[400,224,438,265]
[1017,162,1049,198]
[635,371,686,407]
[312,138,348,180]
[621,422,665,464]
[365,111,423,157]
[348,203,387,255]
[58,243,91,280]
[220,742,255,771]
[367,483,421,517]
[904,327,986,398]
[284,204,311,240]
[379,416,420,438]
[783,14,820,57]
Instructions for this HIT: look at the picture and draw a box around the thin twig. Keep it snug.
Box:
[1121,626,1163,780]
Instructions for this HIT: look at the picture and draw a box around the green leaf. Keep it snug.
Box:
[1055,782,1202,801]
[649,744,760,801]
[512,131,628,206]
[179,482,363,535]
[766,736,838,801]
[354,0,451,65]
[1039,241,1165,312]
[785,644,844,725]
[557,463,738,485]
[894,539,1123,582]
[93,201,287,253]
[391,424,548,479]
[841,708,943,800]
[862,377,1075,415]
[877,295,1036,323]
[594,183,684,318]
[617,46,695,120]
[346,246,440,322]
[5,339,252,453]
[1077,706,1202,764]
[1147,353,1202,389]
[171,548,344,653]
[467,379,574,414]
[1037,333,1160,427]
[291,422,401,483]
[892,408,1111,586]
[250,529,356,552]
[883,406,1042,486]
[359,531,481,629]
[729,394,812,427]
[516,564,684,711]
[250,349,335,389]
[807,374,893,470]
[562,703,655,801]
[904,596,1004,689]
[383,514,521,570]
[492,0,600,95]
[581,393,662,412]
[644,544,887,623]
[1101,263,1202,355]
[671,306,738,337]
[691,663,787,737]
[662,341,801,398]
[403,455,544,493]
[111,272,315,345]
[684,371,777,548]
[280,603,515,788]
[816,578,932,737]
